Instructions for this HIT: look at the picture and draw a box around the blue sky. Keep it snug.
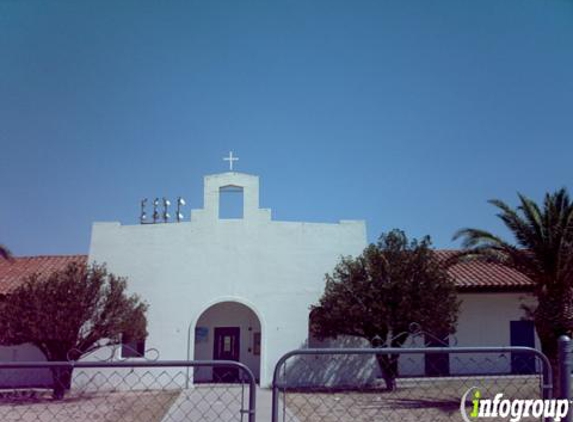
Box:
[1,0,572,256]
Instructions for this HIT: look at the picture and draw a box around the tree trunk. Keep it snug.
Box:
[538,332,561,398]
[35,343,76,400]
[374,353,398,391]
[534,291,573,399]
[51,366,73,400]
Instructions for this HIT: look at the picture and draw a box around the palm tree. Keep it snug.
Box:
[453,188,573,384]
[0,244,13,261]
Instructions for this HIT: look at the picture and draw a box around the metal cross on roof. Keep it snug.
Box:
[223,151,239,171]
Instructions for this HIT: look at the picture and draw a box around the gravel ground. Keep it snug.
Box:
[0,376,547,422]
[281,376,545,422]
[0,389,179,422]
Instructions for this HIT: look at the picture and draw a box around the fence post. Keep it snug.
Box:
[559,335,572,422]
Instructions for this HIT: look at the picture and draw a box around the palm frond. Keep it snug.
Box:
[456,189,573,288]
[0,244,13,261]
[489,198,539,250]
[456,188,573,362]
[517,193,544,243]
[452,228,507,249]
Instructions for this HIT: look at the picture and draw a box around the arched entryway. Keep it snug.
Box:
[193,301,261,383]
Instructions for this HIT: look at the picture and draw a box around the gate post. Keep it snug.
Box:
[559,335,572,422]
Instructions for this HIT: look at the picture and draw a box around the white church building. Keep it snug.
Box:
[0,165,539,388]
[89,170,366,386]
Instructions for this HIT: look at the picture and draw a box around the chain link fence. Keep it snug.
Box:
[0,360,256,422]
[0,346,559,422]
[271,347,552,422]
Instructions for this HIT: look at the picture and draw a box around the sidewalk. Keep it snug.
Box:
[160,385,293,422]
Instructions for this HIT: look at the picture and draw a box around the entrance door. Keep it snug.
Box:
[213,327,240,382]
[510,321,536,374]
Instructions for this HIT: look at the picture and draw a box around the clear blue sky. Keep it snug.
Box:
[1,0,572,256]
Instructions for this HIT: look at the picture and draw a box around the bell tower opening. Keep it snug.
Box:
[219,185,244,219]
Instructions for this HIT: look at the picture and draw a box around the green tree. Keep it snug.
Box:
[453,188,573,387]
[311,230,460,390]
[0,262,148,399]
[0,244,12,260]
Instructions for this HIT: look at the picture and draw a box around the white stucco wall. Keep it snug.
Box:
[394,291,538,376]
[455,292,537,347]
[0,344,51,388]
[450,291,539,374]
[87,172,367,387]
[298,291,539,384]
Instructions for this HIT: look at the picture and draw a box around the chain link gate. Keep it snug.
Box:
[0,347,559,421]
[0,360,256,422]
[272,347,553,422]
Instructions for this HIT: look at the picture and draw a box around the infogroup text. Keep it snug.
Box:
[460,387,569,422]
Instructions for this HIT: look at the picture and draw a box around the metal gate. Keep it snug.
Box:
[0,360,256,422]
[272,347,552,422]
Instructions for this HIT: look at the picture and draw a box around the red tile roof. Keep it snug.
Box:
[0,255,87,295]
[435,250,534,291]
[0,252,534,294]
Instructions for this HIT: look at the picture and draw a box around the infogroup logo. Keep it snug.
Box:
[460,387,569,422]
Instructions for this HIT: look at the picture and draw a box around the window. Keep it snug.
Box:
[219,185,244,219]
[121,335,145,358]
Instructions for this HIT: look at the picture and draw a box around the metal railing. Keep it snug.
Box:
[272,346,552,422]
[0,360,256,422]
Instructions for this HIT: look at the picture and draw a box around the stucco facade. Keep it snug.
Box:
[296,291,537,386]
[0,172,540,389]
[87,172,367,386]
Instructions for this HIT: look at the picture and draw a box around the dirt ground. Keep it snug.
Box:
[282,376,545,422]
[0,389,179,422]
[0,375,547,422]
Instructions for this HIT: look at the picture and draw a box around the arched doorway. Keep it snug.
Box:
[193,301,261,383]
